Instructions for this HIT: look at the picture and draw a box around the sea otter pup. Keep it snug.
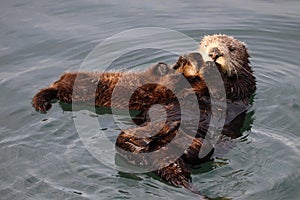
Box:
[32,34,256,195]
[32,62,174,113]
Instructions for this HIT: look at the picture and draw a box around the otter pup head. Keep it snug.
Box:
[199,34,250,76]
[173,52,205,78]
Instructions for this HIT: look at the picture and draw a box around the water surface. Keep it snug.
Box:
[0,1,300,199]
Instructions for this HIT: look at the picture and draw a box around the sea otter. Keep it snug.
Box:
[32,62,174,113]
[32,34,256,196]
[115,33,256,191]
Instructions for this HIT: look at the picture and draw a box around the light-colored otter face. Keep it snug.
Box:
[199,34,249,76]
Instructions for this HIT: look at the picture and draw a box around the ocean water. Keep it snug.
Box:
[0,0,300,199]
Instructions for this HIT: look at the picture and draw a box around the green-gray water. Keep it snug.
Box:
[0,1,299,199]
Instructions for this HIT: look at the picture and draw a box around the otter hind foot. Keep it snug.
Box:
[155,158,207,199]
[32,88,58,113]
[155,158,192,189]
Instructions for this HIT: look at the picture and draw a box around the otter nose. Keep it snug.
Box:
[209,47,223,60]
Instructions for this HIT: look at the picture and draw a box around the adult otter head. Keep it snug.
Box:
[173,35,256,102]
[199,34,250,77]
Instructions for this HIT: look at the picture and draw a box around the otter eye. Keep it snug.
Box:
[229,46,236,52]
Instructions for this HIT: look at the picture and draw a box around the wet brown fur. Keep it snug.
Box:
[32,35,256,196]
[32,62,174,113]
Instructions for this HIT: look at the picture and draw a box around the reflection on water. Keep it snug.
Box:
[0,0,300,199]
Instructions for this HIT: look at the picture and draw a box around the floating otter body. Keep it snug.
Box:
[32,62,174,113]
[32,34,256,196]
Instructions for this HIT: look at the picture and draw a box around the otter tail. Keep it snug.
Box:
[32,87,58,113]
